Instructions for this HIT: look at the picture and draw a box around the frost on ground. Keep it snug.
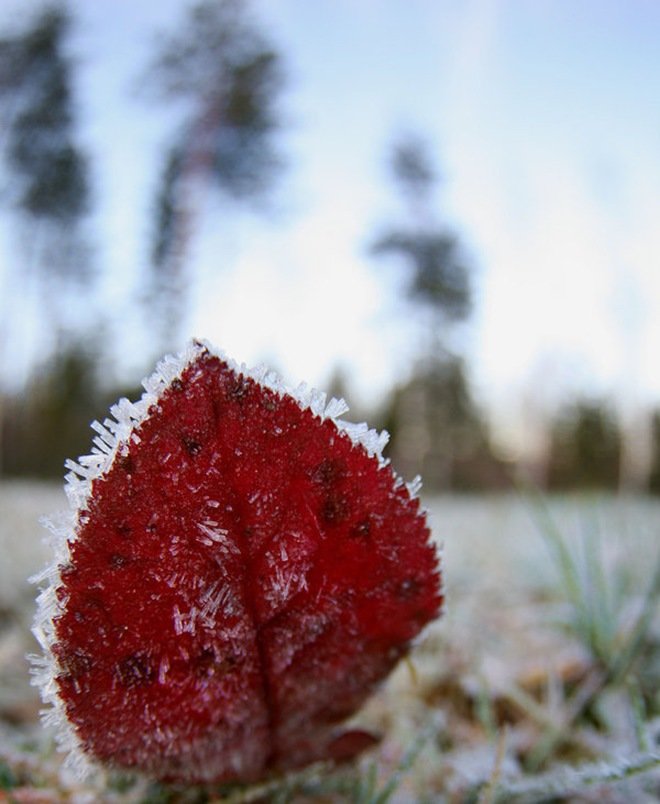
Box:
[1,482,659,801]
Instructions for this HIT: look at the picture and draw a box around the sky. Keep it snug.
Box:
[2,0,660,453]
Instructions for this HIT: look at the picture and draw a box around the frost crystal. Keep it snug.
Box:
[31,339,441,784]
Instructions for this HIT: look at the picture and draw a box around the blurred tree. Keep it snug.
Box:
[0,6,92,285]
[546,399,622,490]
[371,134,470,354]
[2,345,99,477]
[144,0,286,348]
[1,343,142,478]
[377,357,508,491]
[0,5,94,475]
[370,134,491,489]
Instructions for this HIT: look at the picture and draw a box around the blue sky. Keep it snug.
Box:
[2,0,660,452]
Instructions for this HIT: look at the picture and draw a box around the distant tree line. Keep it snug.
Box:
[375,358,511,491]
[1,344,141,477]
[545,399,621,490]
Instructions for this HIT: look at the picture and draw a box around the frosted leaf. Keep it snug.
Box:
[31,339,440,785]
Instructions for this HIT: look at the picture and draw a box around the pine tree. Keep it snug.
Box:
[143,0,286,348]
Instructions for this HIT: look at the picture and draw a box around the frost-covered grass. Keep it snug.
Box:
[0,482,659,802]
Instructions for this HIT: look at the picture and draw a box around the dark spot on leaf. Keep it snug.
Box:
[261,395,276,411]
[117,454,134,474]
[321,493,349,525]
[350,518,372,538]
[227,375,250,403]
[191,648,216,678]
[399,578,421,599]
[312,458,345,487]
[182,436,202,456]
[243,525,254,538]
[115,653,156,688]
[59,648,93,677]
[109,553,129,569]
[115,521,131,537]
[80,594,107,615]
[170,378,184,392]
[192,648,238,678]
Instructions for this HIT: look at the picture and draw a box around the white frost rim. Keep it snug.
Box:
[29,338,425,780]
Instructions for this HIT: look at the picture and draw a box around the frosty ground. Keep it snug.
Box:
[0,482,658,802]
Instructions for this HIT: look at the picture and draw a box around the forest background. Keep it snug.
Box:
[1,0,659,494]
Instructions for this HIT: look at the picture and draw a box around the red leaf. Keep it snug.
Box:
[32,341,442,784]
